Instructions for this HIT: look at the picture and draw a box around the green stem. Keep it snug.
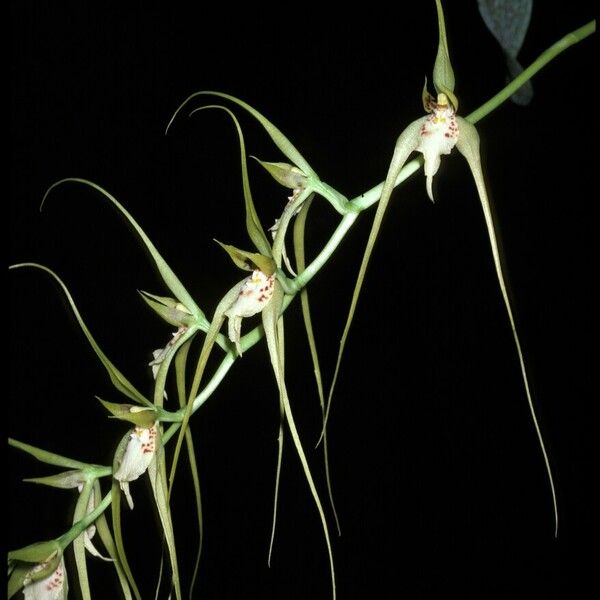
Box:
[11,18,595,562]
[468,20,595,124]
[57,490,113,549]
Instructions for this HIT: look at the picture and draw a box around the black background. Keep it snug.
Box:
[10,2,594,599]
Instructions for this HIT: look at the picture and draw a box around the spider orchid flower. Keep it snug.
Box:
[224,269,275,355]
[22,470,110,561]
[114,421,158,509]
[23,556,67,600]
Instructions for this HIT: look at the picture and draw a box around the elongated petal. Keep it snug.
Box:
[188,105,272,256]
[9,263,151,407]
[41,179,207,327]
[456,115,559,536]
[81,487,112,561]
[167,91,316,177]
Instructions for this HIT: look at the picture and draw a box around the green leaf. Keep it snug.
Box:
[188,105,272,256]
[9,263,152,407]
[455,116,558,536]
[167,91,316,178]
[215,240,276,275]
[262,282,336,600]
[41,178,208,328]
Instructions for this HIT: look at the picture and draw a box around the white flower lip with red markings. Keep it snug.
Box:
[417,94,459,201]
[114,422,158,509]
[225,269,275,355]
[23,557,67,600]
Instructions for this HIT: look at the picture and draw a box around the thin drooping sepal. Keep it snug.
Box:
[72,480,94,600]
[41,178,208,328]
[92,482,134,600]
[9,263,152,407]
[293,198,341,536]
[111,433,143,600]
[188,105,272,256]
[9,438,91,470]
[147,432,182,600]
[174,339,204,598]
[168,282,244,494]
[456,116,558,536]
[266,317,285,568]
[324,119,423,436]
[167,91,316,178]
[433,0,458,110]
[262,282,336,600]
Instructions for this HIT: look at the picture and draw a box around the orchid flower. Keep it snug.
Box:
[113,421,158,509]
[330,0,558,536]
[8,540,66,600]
[22,470,110,561]
[22,557,67,600]
[224,269,275,355]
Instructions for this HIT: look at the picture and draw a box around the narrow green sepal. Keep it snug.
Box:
[8,563,30,599]
[23,470,84,489]
[214,240,276,275]
[422,77,434,112]
[8,540,62,570]
[433,0,459,110]
[251,157,308,190]
[167,91,317,177]
[138,290,196,328]
[98,399,157,427]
